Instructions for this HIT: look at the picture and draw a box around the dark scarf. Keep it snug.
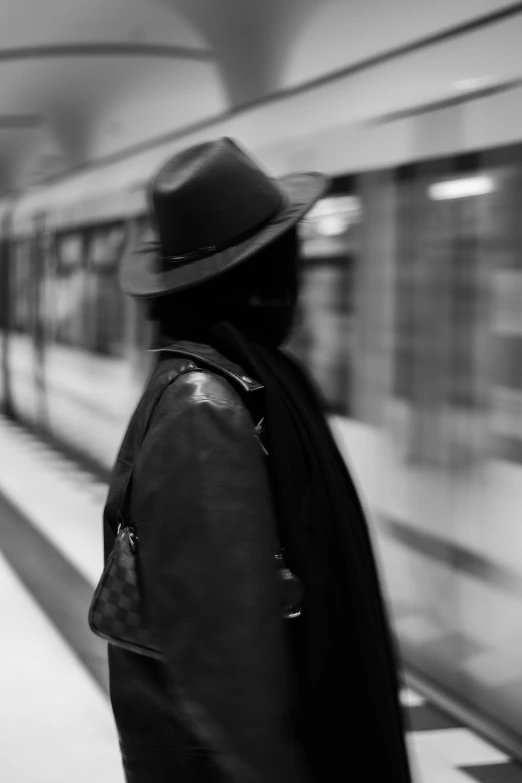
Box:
[190,319,413,783]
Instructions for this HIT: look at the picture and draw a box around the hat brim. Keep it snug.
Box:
[120,172,329,298]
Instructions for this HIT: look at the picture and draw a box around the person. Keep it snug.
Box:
[103,137,413,782]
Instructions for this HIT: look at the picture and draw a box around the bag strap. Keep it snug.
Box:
[116,363,266,534]
[116,372,185,533]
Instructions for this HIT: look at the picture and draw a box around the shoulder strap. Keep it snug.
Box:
[116,371,185,532]
[116,364,266,532]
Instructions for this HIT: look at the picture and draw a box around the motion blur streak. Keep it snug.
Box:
[2,0,522,772]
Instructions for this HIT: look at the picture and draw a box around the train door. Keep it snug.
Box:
[0,206,14,416]
[372,158,482,701]
[388,153,516,727]
[54,229,91,353]
[31,212,52,429]
[455,148,522,746]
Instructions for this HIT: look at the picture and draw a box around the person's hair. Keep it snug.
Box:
[145,226,299,339]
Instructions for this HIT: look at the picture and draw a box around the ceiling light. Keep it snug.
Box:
[428,176,495,200]
[309,196,360,218]
[453,76,493,92]
[317,215,349,236]
[302,195,361,236]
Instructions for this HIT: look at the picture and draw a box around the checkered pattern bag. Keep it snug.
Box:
[87,374,180,659]
[88,521,162,658]
[88,360,304,660]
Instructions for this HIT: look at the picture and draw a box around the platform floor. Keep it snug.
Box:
[0,414,521,783]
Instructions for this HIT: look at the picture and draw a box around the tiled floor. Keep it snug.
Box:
[0,414,521,783]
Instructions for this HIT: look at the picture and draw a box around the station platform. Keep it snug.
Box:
[0,414,521,783]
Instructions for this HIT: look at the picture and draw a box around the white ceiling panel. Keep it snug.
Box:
[282,0,520,87]
[0,0,521,192]
[0,0,207,49]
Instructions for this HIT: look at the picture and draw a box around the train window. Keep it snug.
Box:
[51,230,87,348]
[392,171,421,406]
[89,224,126,270]
[391,156,508,467]
[299,196,360,253]
[57,232,83,271]
[11,240,32,332]
[287,190,360,415]
[34,222,129,358]
[480,156,522,463]
[351,170,398,426]
[84,223,127,357]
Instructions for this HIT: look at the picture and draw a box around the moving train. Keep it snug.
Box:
[2,8,522,761]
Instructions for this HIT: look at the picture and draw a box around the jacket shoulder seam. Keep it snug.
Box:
[139,374,250,460]
[187,394,242,410]
[161,368,245,406]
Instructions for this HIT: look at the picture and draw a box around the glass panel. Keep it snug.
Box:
[86,223,127,356]
[353,170,397,424]
[387,151,522,756]
[299,195,361,255]
[132,218,155,353]
[391,163,490,468]
[480,161,522,463]
[12,241,32,332]
[89,224,126,270]
[288,189,360,415]
[57,233,83,270]
[88,273,125,357]
[53,231,86,347]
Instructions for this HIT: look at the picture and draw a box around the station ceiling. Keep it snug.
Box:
[1,0,519,193]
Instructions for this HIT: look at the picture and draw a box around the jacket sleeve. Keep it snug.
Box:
[132,370,306,783]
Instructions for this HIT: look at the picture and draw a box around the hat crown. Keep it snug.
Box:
[151,138,285,259]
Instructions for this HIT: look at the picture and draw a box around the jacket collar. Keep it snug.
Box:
[148,339,264,393]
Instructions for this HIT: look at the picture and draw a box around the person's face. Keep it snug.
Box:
[244,227,299,309]
[229,228,299,346]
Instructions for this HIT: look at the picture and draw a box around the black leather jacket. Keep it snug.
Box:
[103,341,306,783]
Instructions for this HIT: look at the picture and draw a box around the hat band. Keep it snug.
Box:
[162,245,217,264]
[139,187,288,271]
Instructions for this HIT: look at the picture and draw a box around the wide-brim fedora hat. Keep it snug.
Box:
[120,137,329,297]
